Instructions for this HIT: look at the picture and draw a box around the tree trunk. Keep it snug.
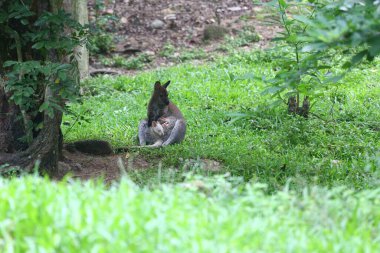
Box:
[287,95,310,118]
[64,0,89,80]
[0,0,78,175]
[0,84,62,174]
[0,113,62,174]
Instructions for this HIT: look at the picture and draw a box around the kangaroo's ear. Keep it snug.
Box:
[163,80,170,88]
[154,81,161,89]
[152,121,157,127]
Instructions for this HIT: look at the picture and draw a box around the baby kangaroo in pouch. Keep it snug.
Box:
[138,81,186,147]
[134,116,176,148]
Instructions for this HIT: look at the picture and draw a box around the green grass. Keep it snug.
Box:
[99,53,152,69]
[62,49,380,191]
[1,175,380,252]
[226,26,260,47]
[2,43,380,253]
[158,46,209,63]
[158,43,176,58]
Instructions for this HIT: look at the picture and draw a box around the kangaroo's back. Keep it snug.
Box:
[166,102,184,119]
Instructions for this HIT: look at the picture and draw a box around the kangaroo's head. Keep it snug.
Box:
[153,80,170,106]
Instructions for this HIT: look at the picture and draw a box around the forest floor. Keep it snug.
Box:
[58,0,281,181]
[88,0,280,74]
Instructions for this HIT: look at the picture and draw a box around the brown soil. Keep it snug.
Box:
[56,149,149,183]
[88,0,281,74]
[56,149,222,183]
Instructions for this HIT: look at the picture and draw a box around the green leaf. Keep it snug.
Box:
[271,37,286,42]
[21,19,29,25]
[368,36,380,57]
[268,99,284,108]
[301,43,327,52]
[35,122,44,130]
[293,15,313,26]
[351,50,367,65]
[39,102,49,112]
[32,42,45,49]
[261,86,283,95]
[317,65,331,70]
[3,61,18,67]
[0,10,8,23]
[286,34,298,44]
[342,61,352,69]
[278,0,287,8]
[325,74,344,83]
[58,71,68,81]
[46,108,55,118]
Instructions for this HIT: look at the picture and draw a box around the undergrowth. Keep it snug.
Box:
[1,175,380,252]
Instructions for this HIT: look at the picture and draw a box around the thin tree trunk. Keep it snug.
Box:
[64,0,89,80]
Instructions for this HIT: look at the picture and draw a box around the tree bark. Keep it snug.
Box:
[64,0,89,80]
[287,95,310,118]
[0,0,76,175]
[0,111,62,174]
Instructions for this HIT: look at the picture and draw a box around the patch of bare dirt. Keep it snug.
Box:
[56,149,222,183]
[56,150,122,183]
[88,0,281,74]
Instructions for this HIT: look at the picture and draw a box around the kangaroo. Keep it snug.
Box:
[138,81,186,147]
[144,120,166,147]
[147,80,170,127]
